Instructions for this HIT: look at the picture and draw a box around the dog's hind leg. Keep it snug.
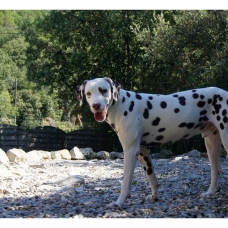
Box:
[201,130,221,198]
[137,147,159,202]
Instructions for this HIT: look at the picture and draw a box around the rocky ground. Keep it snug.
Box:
[0,154,228,218]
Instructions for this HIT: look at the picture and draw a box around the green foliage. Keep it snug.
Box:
[1,10,228,153]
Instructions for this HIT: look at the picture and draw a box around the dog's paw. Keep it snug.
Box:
[107,202,123,210]
[200,191,214,199]
[146,194,159,202]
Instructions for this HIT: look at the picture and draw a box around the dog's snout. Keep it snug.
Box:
[92,103,101,111]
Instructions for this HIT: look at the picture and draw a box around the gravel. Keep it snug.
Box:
[0,155,228,218]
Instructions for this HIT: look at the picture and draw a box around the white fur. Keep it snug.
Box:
[78,77,227,209]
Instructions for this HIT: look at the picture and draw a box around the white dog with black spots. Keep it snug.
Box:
[77,77,228,209]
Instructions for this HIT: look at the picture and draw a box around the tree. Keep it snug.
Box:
[133,10,228,93]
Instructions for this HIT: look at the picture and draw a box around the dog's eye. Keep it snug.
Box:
[98,87,108,95]
[102,89,108,94]
[86,92,91,97]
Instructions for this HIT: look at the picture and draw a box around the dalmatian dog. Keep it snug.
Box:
[77,77,228,209]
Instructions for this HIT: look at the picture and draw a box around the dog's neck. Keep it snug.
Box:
[105,89,130,125]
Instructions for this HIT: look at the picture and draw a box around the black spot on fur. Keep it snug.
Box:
[158,128,166,132]
[227,99,228,105]
[202,116,209,121]
[219,96,223,101]
[129,101,134,112]
[217,115,221,121]
[152,117,161,126]
[122,96,125,103]
[212,111,216,115]
[160,101,167,109]
[178,96,186,106]
[193,93,199,99]
[156,135,164,141]
[143,108,149,119]
[147,167,153,175]
[147,161,152,167]
[174,108,180,113]
[223,116,228,123]
[142,132,150,137]
[214,104,222,114]
[173,94,178,97]
[200,110,207,115]
[208,98,212,104]
[222,109,227,116]
[126,91,131,97]
[192,89,197,93]
[144,167,146,171]
[148,96,153,100]
[140,153,143,156]
[136,93,142,100]
[147,101,153,110]
[143,156,149,162]
[179,122,186,128]
[197,101,206,108]
[213,130,218,135]
[200,95,205,99]
[186,123,195,129]
[220,123,225,130]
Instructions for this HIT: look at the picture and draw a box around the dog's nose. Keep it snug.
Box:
[92,103,101,111]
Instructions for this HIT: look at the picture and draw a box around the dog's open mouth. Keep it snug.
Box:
[94,107,108,122]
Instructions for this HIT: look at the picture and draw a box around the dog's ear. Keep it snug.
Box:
[77,80,87,106]
[104,77,121,101]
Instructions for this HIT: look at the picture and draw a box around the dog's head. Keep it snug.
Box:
[77,77,121,122]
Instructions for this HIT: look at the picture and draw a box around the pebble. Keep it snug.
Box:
[0,156,228,218]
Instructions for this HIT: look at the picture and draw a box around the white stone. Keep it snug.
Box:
[40,151,52,160]
[56,149,71,160]
[51,151,62,160]
[70,147,86,160]
[0,148,9,164]
[26,150,44,162]
[6,148,27,163]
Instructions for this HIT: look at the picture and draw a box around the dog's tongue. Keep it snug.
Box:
[94,111,107,122]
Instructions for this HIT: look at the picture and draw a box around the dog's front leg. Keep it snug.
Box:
[108,148,137,209]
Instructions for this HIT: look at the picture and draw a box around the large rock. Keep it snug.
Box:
[51,151,62,160]
[80,148,96,159]
[26,150,44,162]
[70,147,86,160]
[6,148,27,162]
[187,150,201,158]
[96,151,110,160]
[110,152,124,159]
[56,149,71,160]
[159,150,173,159]
[0,148,9,164]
